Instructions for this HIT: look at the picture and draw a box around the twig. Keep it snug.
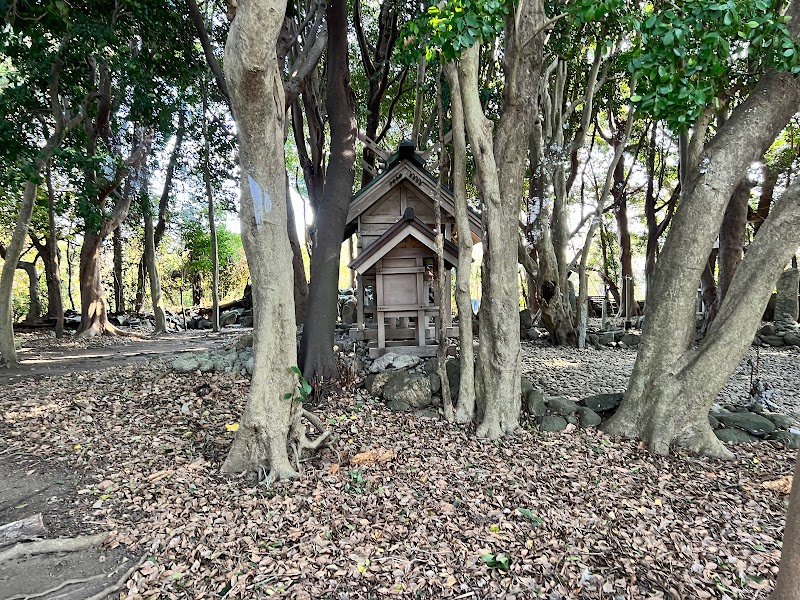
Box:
[5,573,107,600]
[0,533,107,564]
[83,556,147,600]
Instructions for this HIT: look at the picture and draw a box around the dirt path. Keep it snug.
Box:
[0,330,242,386]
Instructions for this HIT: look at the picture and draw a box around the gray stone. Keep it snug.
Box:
[521,376,535,398]
[576,406,601,428]
[519,309,533,330]
[784,331,800,346]
[582,392,623,413]
[546,396,578,416]
[365,372,393,397]
[760,334,785,347]
[220,311,238,326]
[759,324,777,337]
[526,389,546,417]
[235,334,254,349]
[369,352,422,373]
[715,412,776,436]
[539,415,568,432]
[763,413,798,430]
[769,430,800,449]
[244,357,254,374]
[239,316,254,328]
[415,408,440,419]
[429,372,441,395]
[598,332,615,345]
[620,333,640,347]
[445,358,460,399]
[173,353,200,373]
[587,333,600,347]
[386,399,412,412]
[708,414,720,430]
[340,297,358,325]
[566,415,579,426]
[527,327,541,340]
[383,372,433,409]
[774,268,799,323]
[198,358,214,372]
[715,428,759,444]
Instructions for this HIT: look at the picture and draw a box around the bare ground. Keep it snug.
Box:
[0,336,796,598]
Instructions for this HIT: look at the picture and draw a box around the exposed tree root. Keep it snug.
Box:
[6,573,107,600]
[0,532,107,564]
[83,556,147,600]
[76,320,145,339]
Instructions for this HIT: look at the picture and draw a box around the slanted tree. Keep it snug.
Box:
[222,0,328,478]
[0,13,91,365]
[604,1,800,456]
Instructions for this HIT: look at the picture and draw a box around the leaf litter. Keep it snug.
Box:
[0,357,795,599]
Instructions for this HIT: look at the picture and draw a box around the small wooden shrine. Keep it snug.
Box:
[345,141,482,357]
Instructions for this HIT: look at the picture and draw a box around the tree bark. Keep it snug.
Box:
[773,453,800,600]
[457,0,545,439]
[285,181,308,323]
[19,259,42,324]
[444,63,475,424]
[43,162,64,337]
[603,46,800,456]
[203,84,220,332]
[708,180,751,324]
[113,226,124,313]
[141,186,167,334]
[299,0,357,382]
[221,0,306,479]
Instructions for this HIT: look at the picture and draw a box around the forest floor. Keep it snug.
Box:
[0,333,797,599]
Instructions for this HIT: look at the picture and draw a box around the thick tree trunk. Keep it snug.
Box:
[613,156,639,319]
[773,453,800,600]
[299,0,357,382]
[142,190,167,334]
[708,180,750,324]
[445,63,475,424]
[77,232,114,337]
[457,0,544,439]
[603,53,800,456]
[221,0,312,479]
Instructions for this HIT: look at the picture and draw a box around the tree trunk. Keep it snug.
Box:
[203,86,220,332]
[77,176,138,337]
[142,188,167,334]
[773,453,800,600]
[445,63,475,424]
[457,0,544,439]
[43,162,64,337]
[708,180,750,324]
[0,181,39,366]
[19,260,42,324]
[112,226,124,313]
[613,154,639,319]
[602,49,800,456]
[531,124,576,345]
[286,182,308,324]
[299,0,357,382]
[77,231,113,337]
[222,0,312,479]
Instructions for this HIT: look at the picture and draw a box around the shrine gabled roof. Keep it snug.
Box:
[345,141,483,241]
[349,208,459,274]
